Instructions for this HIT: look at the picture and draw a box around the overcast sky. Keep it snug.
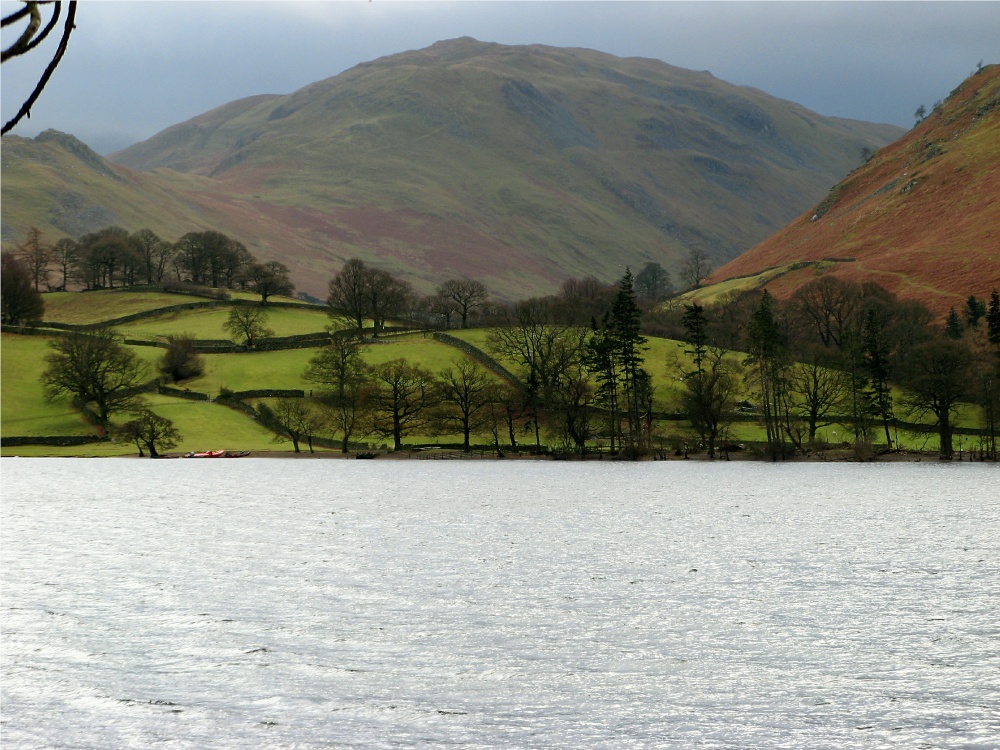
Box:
[3,1,998,154]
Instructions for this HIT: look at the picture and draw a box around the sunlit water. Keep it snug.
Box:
[2,459,998,749]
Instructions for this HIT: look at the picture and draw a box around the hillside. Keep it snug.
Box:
[2,38,901,300]
[705,65,1000,316]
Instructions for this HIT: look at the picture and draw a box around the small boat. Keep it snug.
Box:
[184,450,233,458]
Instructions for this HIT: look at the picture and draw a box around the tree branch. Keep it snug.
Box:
[2,2,77,136]
[1,2,41,62]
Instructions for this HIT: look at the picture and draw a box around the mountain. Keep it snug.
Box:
[1,130,218,242]
[3,38,902,300]
[705,65,1000,317]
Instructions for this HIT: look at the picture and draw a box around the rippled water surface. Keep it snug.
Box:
[2,459,998,749]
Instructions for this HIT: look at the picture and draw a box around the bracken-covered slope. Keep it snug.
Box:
[3,38,901,300]
[706,65,1000,317]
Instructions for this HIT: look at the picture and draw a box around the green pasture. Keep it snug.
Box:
[41,290,201,324]
[677,264,800,307]
[116,304,331,340]
[139,394,280,453]
[40,289,316,327]
[184,349,317,394]
[2,334,177,438]
[163,333,478,397]
[363,332,478,372]
[2,394,282,457]
[1,334,98,437]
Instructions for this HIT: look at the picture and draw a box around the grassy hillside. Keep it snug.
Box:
[705,65,1000,317]
[2,39,901,303]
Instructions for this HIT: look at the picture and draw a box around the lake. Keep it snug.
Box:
[2,459,998,749]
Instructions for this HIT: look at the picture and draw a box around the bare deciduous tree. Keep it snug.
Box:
[158,335,205,382]
[223,305,273,349]
[681,248,712,290]
[1,252,45,325]
[434,359,496,451]
[247,260,293,305]
[258,398,324,453]
[16,226,52,291]
[118,406,181,457]
[304,330,372,452]
[327,259,411,336]
[369,358,436,450]
[438,279,488,328]
[901,336,973,460]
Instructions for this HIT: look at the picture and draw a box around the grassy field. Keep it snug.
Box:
[42,290,204,324]
[2,394,286,457]
[1,334,98,437]
[363,333,477,372]
[676,264,802,308]
[117,304,331,341]
[40,289,318,326]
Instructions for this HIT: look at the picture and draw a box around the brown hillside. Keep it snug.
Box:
[708,66,1000,317]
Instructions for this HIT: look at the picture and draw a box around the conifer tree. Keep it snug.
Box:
[965,295,986,329]
[861,308,895,450]
[945,307,964,339]
[585,314,621,452]
[607,270,649,453]
[987,289,1000,350]
[745,290,788,459]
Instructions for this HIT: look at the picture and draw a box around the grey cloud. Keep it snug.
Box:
[2,1,998,153]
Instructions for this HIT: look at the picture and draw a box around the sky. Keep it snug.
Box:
[3,1,999,155]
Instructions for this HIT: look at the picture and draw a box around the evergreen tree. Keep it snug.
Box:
[607,270,648,453]
[861,308,895,450]
[582,270,649,455]
[964,295,987,329]
[682,303,709,376]
[839,324,872,444]
[945,307,964,339]
[745,290,788,459]
[584,314,621,452]
[987,289,1000,349]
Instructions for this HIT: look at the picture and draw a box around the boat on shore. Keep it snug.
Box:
[183,450,250,458]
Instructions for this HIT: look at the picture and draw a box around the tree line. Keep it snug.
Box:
[666,278,1000,461]
[1,226,295,326]
[11,234,999,459]
[294,263,1000,460]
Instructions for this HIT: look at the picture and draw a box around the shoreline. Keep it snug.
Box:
[5,447,990,462]
[128,447,970,462]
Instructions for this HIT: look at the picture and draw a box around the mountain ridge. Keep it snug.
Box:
[3,38,902,300]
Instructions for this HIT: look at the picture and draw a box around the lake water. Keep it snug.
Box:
[2,459,998,749]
